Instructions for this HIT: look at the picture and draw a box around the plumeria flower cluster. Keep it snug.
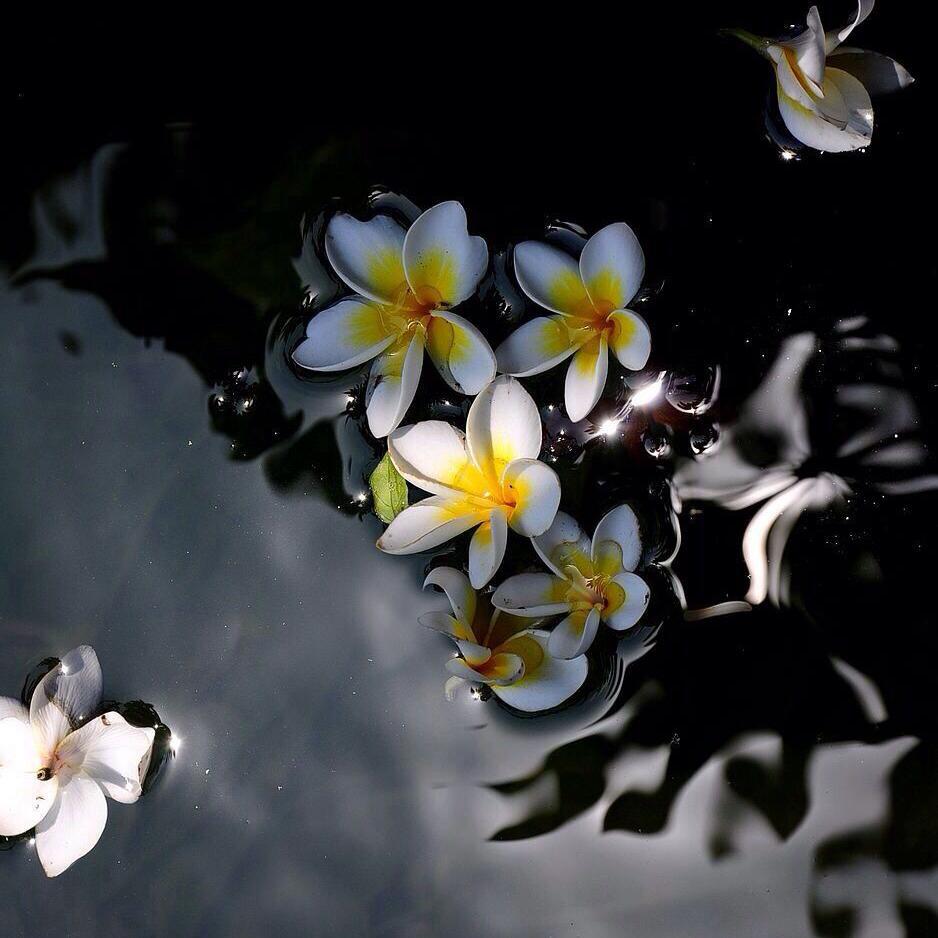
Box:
[0,646,156,877]
[732,0,913,153]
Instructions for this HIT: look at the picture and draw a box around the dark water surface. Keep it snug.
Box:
[4,3,938,935]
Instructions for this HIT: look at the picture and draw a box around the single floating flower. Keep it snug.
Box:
[420,567,587,712]
[496,223,651,422]
[0,646,155,877]
[377,375,561,588]
[293,200,496,437]
[493,505,650,659]
[731,0,913,153]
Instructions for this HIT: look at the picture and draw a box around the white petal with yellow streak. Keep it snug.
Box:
[777,70,872,152]
[591,503,643,574]
[0,717,55,836]
[495,315,582,378]
[494,630,587,712]
[365,331,425,439]
[402,201,488,308]
[293,298,397,372]
[426,310,496,395]
[388,420,487,499]
[548,606,601,659]
[532,511,592,578]
[608,310,651,371]
[423,567,476,629]
[446,653,524,686]
[468,509,509,588]
[603,572,651,631]
[501,458,561,537]
[466,375,543,484]
[325,212,408,305]
[513,241,592,317]
[564,334,608,422]
[579,222,645,311]
[376,495,485,555]
[417,610,464,638]
[492,572,572,617]
[785,5,826,90]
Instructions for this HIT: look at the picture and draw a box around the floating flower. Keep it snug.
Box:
[293,201,496,437]
[493,505,650,659]
[731,0,913,153]
[496,223,651,422]
[0,646,155,877]
[377,375,561,587]
[420,567,587,712]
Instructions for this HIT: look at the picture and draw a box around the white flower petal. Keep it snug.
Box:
[591,503,643,574]
[786,5,827,89]
[829,49,914,95]
[501,458,561,537]
[0,717,56,836]
[426,310,496,395]
[446,653,524,687]
[388,420,486,499]
[376,496,485,555]
[513,241,592,317]
[495,315,582,378]
[454,640,493,667]
[826,0,875,52]
[365,331,425,438]
[491,572,572,617]
[402,201,488,308]
[423,567,476,629]
[579,222,645,311]
[603,572,651,631]
[293,298,397,372]
[548,606,601,659]
[608,310,652,371]
[35,774,107,877]
[324,212,408,304]
[417,611,463,637]
[30,646,102,762]
[564,334,608,422]
[468,510,509,588]
[56,713,155,805]
[466,375,543,482]
[776,68,872,152]
[494,630,587,711]
[532,511,592,578]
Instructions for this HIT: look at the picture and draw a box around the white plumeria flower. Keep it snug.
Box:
[420,567,587,712]
[496,223,651,423]
[0,646,155,877]
[293,200,496,438]
[492,505,650,660]
[734,0,913,153]
[377,375,561,588]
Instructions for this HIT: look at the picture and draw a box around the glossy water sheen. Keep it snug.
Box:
[3,7,938,935]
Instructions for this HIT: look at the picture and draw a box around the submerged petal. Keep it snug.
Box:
[565,334,608,422]
[548,606,601,659]
[402,201,488,308]
[0,717,55,836]
[426,310,496,395]
[56,713,155,805]
[293,298,397,372]
[532,512,593,578]
[325,212,408,304]
[35,774,107,877]
[388,420,487,499]
[365,331,425,438]
[466,375,543,484]
[30,646,103,763]
[513,241,592,317]
[495,315,583,378]
[603,572,651,631]
[591,503,643,574]
[608,310,652,371]
[491,572,572,617]
[501,458,561,537]
[423,567,476,630]
[579,222,645,311]
[376,496,485,554]
[493,630,587,712]
[829,49,914,95]
[468,510,509,588]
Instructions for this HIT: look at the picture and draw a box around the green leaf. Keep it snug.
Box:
[369,451,408,524]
